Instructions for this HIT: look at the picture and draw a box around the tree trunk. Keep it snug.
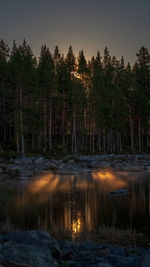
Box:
[48,105,52,150]
[147,130,150,148]
[138,117,141,153]
[32,134,35,149]
[117,129,119,153]
[98,129,101,152]
[43,104,47,152]
[119,132,122,152]
[92,121,95,153]
[81,132,84,152]
[3,95,6,142]
[62,107,65,152]
[129,106,134,152]
[110,128,113,153]
[103,128,105,153]
[16,133,20,154]
[107,130,109,152]
[38,134,42,149]
[19,88,25,155]
[16,88,20,154]
[72,106,76,153]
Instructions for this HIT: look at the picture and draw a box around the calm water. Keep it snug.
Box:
[0,170,150,240]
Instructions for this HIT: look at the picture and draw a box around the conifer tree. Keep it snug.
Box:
[9,39,36,155]
[0,39,9,144]
[38,45,55,151]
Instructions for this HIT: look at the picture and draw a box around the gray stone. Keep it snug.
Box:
[80,240,99,251]
[119,255,135,264]
[110,189,129,196]
[68,160,74,164]
[110,246,125,257]
[139,249,150,267]
[95,263,114,267]
[6,166,21,177]
[19,169,34,177]
[0,243,58,267]
[4,230,59,250]
[0,235,3,243]
[33,157,45,164]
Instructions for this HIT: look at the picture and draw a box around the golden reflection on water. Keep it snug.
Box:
[72,214,81,240]
[27,170,128,196]
[92,170,127,189]
[14,170,142,239]
[28,173,59,194]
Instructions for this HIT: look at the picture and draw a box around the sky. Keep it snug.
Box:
[0,0,150,64]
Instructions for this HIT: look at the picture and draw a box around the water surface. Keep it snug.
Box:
[0,170,150,240]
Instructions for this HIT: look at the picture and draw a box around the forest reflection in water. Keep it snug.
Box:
[1,170,150,240]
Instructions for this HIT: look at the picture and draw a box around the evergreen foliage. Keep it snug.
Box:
[0,40,150,155]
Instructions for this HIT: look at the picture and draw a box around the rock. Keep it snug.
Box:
[59,164,64,169]
[63,260,76,267]
[0,260,31,266]
[6,166,21,177]
[4,231,59,250]
[110,246,125,256]
[0,230,149,267]
[97,248,110,257]
[0,243,58,267]
[68,160,74,164]
[33,157,45,165]
[15,156,33,165]
[139,249,150,267]
[110,189,129,196]
[51,247,61,259]
[95,263,114,267]
[0,235,3,243]
[118,255,136,265]
[19,169,34,177]
[80,240,99,251]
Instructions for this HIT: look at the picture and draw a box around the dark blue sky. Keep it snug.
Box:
[0,0,150,64]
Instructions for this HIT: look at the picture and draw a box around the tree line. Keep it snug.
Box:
[0,39,150,155]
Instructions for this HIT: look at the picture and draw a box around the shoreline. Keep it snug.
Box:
[0,230,149,267]
[0,154,150,181]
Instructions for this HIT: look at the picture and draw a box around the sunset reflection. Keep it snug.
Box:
[92,171,115,181]
[92,170,127,189]
[72,214,81,240]
[28,173,59,194]
[12,170,150,240]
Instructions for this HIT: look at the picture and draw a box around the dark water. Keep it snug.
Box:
[0,170,150,240]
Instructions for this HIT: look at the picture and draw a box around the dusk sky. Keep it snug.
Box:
[0,0,150,64]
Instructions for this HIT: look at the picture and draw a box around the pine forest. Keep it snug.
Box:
[0,39,150,156]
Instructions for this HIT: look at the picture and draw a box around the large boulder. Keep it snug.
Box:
[0,243,58,267]
[4,231,59,250]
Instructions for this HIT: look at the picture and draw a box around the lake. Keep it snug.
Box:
[0,170,150,241]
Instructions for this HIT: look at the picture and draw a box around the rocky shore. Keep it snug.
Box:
[0,154,150,181]
[0,230,150,267]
